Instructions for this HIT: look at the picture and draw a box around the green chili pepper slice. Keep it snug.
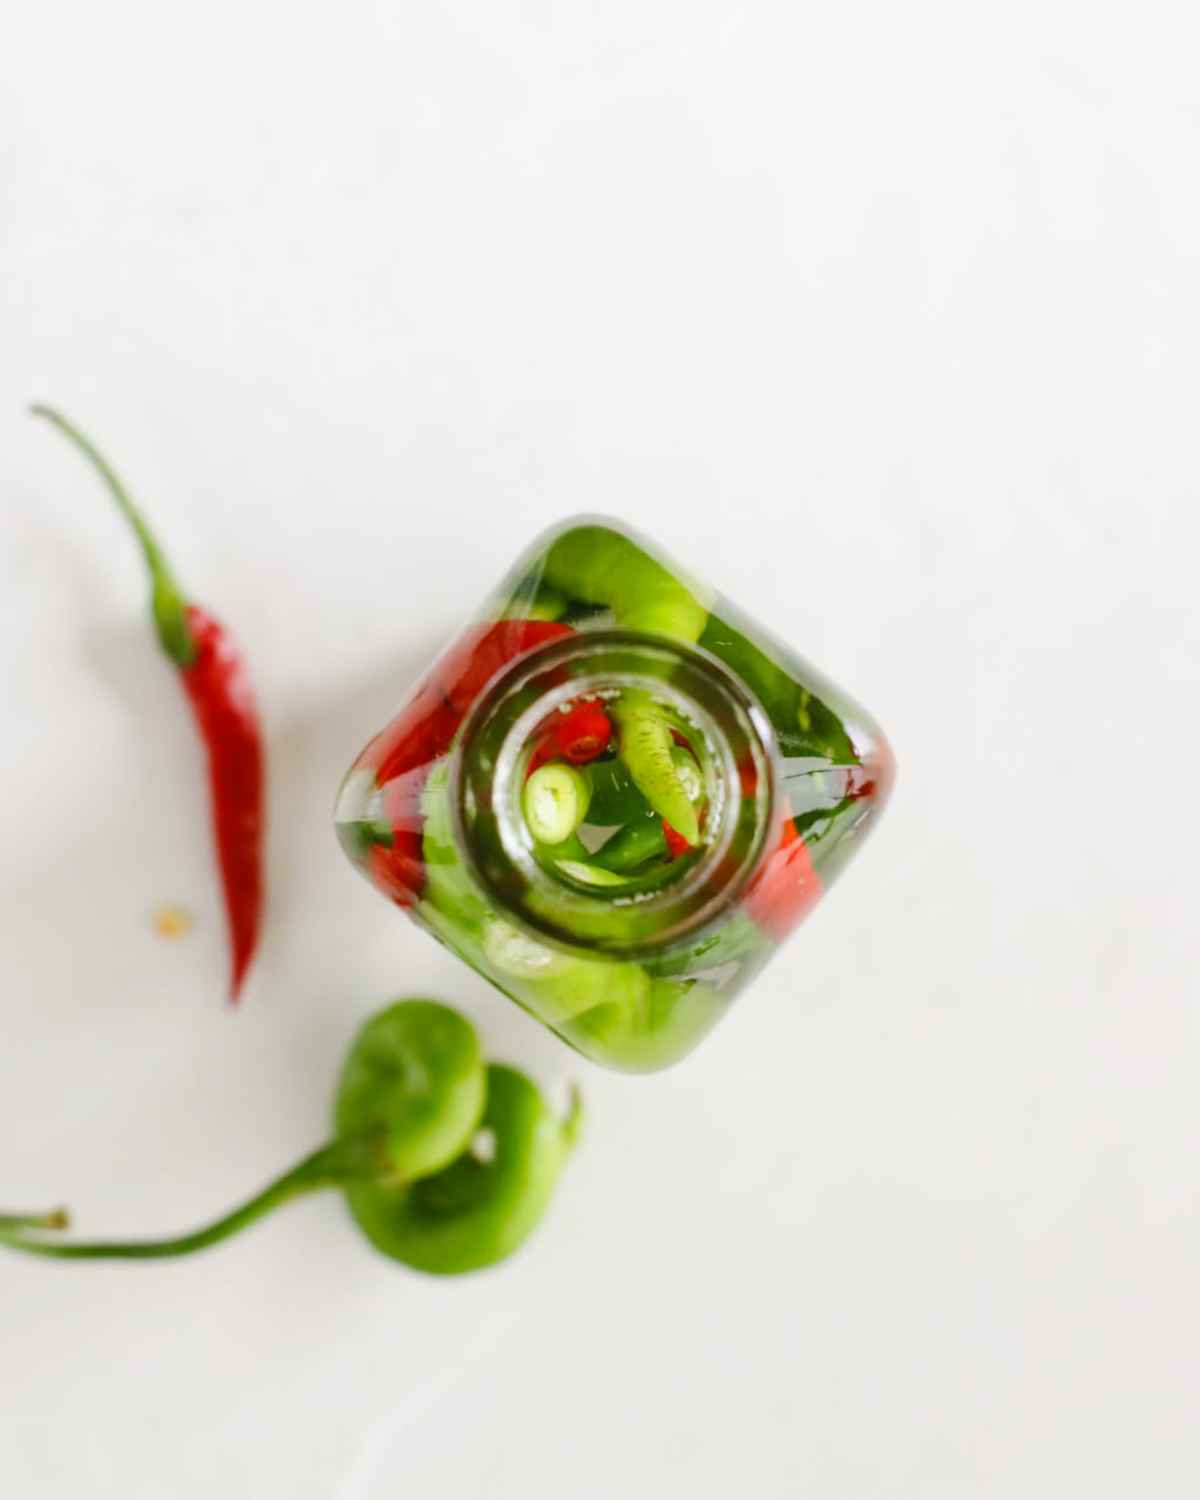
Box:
[522,762,591,845]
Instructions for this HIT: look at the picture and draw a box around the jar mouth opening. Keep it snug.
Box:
[450,630,777,958]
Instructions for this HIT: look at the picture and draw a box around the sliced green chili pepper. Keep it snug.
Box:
[541,524,709,642]
[611,693,699,846]
[0,1001,580,1275]
[522,762,591,845]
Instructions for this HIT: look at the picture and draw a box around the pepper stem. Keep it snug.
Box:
[0,1139,375,1262]
[31,404,196,668]
[0,1209,69,1232]
[561,1084,584,1151]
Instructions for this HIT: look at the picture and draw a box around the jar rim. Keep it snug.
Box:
[449,629,778,959]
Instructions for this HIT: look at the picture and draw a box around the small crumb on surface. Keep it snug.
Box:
[152,905,193,939]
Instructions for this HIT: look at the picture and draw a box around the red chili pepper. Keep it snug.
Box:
[357,619,576,904]
[359,681,462,785]
[34,406,265,1003]
[525,732,558,779]
[743,816,822,940]
[736,752,759,798]
[661,820,691,858]
[362,621,573,787]
[367,766,429,906]
[366,838,425,908]
[845,733,896,805]
[438,620,575,713]
[552,700,613,764]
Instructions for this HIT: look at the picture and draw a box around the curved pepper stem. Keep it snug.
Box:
[0,1139,374,1261]
[31,404,196,669]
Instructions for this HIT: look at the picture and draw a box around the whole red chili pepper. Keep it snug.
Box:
[33,406,265,1003]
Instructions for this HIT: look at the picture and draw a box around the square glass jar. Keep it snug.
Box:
[336,518,893,1072]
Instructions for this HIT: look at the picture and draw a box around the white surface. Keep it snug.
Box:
[2,4,1198,1497]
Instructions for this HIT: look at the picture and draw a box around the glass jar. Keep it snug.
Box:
[336,518,893,1072]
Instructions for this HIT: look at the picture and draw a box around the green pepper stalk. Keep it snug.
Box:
[0,1001,581,1276]
[0,1209,69,1232]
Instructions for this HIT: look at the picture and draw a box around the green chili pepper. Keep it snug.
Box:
[583,757,652,824]
[522,762,591,845]
[421,760,489,934]
[346,1066,581,1275]
[611,693,699,845]
[643,908,768,979]
[483,916,570,980]
[541,524,710,642]
[591,815,668,873]
[553,858,636,888]
[500,578,569,622]
[670,745,704,806]
[567,977,724,1072]
[0,1001,580,1275]
[544,831,590,861]
[528,954,650,1024]
[526,830,592,893]
[336,815,396,862]
[334,1002,485,1182]
[698,612,858,764]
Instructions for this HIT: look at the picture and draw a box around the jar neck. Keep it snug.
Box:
[451,631,777,957]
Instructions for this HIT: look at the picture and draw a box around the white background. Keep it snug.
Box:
[2,4,1198,1496]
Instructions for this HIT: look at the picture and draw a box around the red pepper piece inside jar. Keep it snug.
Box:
[552,700,613,765]
[744,817,822,939]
